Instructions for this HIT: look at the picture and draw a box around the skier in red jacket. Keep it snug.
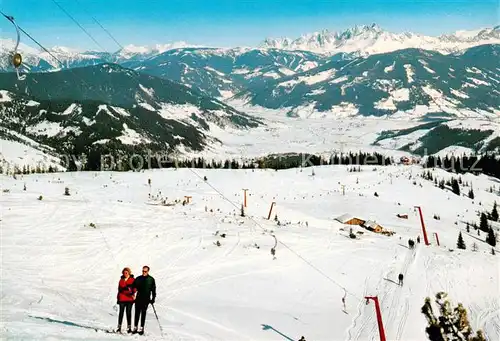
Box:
[116,267,136,333]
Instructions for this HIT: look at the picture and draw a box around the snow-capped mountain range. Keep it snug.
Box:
[1,24,499,71]
[259,24,500,55]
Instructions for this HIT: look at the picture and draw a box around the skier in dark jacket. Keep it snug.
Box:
[398,273,404,286]
[132,265,156,335]
[116,267,136,333]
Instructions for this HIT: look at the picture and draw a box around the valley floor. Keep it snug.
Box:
[200,101,500,160]
[200,101,417,160]
[1,165,499,340]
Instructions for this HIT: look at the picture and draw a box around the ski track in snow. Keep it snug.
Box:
[1,166,500,340]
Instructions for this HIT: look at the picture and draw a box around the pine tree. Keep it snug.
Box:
[421,292,485,341]
[451,179,460,195]
[491,201,498,222]
[472,242,478,252]
[468,188,474,199]
[486,227,496,247]
[64,187,70,196]
[457,232,466,250]
[492,248,496,255]
[479,213,489,232]
[439,180,445,190]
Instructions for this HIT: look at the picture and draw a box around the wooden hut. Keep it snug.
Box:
[335,213,365,226]
[362,220,384,233]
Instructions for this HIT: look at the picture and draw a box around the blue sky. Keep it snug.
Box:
[1,0,498,52]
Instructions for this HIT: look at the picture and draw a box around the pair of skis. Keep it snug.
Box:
[103,329,145,335]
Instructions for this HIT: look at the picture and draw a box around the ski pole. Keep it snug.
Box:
[151,303,164,336]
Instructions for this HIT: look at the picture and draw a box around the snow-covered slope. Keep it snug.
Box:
[260,24,500,56]
[1,165,499,340]
[0,127,64,172]
[0,64,261,163]
[375,118,500,155]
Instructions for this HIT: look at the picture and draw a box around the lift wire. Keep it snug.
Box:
[50,0,107,52]
[0,12,123,279]
[74,0,124,50]
[184,166,365,301]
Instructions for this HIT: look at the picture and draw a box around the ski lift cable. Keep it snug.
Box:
[0,11,159,137]
[0,12,144,152]
[185,166,363,301]
[50,0,107,52]
[0,11,65,67]
[73,0,124,51]
[0,11,113,124]
[3,9,169,162]
[220,141,414,301]
[47,1,185,122]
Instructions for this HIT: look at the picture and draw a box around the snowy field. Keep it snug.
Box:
[198,101,500,160]
[1,165,500,341]
[198,101,423,160]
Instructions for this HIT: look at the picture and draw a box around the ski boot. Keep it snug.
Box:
[138,326,144,335]
[127,326,132,333]
[132,327,138,334]
[115,325,122,333]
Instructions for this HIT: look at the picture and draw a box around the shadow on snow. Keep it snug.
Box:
[29,315,111,333]
[261,324,296,341]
